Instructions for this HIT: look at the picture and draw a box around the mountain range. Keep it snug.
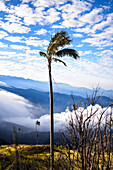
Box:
[0,83,112,116]
[0,75,113,98]
[0,75,113,144]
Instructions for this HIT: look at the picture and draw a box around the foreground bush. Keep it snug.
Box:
[60,88,113,169]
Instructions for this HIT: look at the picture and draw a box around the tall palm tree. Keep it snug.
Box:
[39,31,79,169]
[35,120,40,145]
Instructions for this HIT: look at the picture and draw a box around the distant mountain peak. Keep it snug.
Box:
[0,75,113,98]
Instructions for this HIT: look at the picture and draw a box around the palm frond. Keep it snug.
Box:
[35,120,40,126]
[55,48,79,59]
[39,51,48,58]
[47,31,72,56]
[52,58,67,66]
[50,31,68,44]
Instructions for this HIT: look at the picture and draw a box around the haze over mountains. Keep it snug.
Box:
[0,75,113,98]
[0,75,113,144]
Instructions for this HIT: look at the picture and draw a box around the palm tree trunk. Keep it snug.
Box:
[48,61,54,170]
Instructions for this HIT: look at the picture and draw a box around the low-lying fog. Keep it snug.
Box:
[0,90,112,132]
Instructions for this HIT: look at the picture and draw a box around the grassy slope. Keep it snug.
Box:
[0,144,113,169]
[0,144,71,170]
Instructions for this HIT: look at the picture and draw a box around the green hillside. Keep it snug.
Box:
[0,144,72,170]
[0,144,113,169]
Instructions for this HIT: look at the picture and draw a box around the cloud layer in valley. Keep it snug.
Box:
[0,90,112,132]
[0,90,45,128]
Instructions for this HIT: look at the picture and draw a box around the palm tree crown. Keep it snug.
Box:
[39,30,79,66]
[35,120,40,126]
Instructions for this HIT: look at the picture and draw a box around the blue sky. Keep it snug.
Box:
[0,0,113,89]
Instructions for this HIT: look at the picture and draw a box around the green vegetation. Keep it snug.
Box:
[0,144,70,169]
[0,144,113,169]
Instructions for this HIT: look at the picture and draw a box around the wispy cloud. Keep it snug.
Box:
[0,21,30,33]
[78,50,92,56]
[79,8,103,25]
[92,13,113,32]
[25,37,49,47]
[35,29,47,35]
[10,44,30,50]
[0,42,8,48]
[5,36,24,43]
[76,44,83,47]
[0,0,113,89]
[73,33,83,38]
[0,31,8,39]
[0,0,6,11]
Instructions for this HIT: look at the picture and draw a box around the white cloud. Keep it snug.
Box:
[12,104,112,131]
[6,2,61,26]
[26,49,40,54]
[0,42,8,48]
[57,0,92,28]
[74,12,113,49]
[0,51,17,57]
[33,0,54,8]
[10,45,30,50]
[1,21,30,33]
[97,54,113,67]
[93,20,111,32]
[82,24,113,48]
[102,5,110,10]
[79,8,103,25]
[25,37,49,47]
[51,56,113,89]
[76,44,83,47]
[51,24,64,28]
[15,0,92,28]
[73,25,94,34]
[0,58,48,83]
[92,13,113,33]
[0,90,45,128]
[87,0,95,2]
[60,0,91,19]
[61,19,85,28]
[33,0,67,8]
[35,29,47,35]
[82,37,108,48]
[0,0,113,90]
[0,90,34,119]
[73,33,83,38]
[5,36,24,43]
[22,0,32,3]
[43,8,60,24]
[1,89,111,131]
[101,59,113,70]
[12,4,33,18]
[0,0,6,11]
[78,50,92,56]
[12,4,39,26]
[0,52,113,89]
[4,14,22,23]
[0,31,8,39]
[64,44,73,48]
[94,26,113,40]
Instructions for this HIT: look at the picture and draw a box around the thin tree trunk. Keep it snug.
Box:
[48,61,54,170]
[13,127,20,170]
